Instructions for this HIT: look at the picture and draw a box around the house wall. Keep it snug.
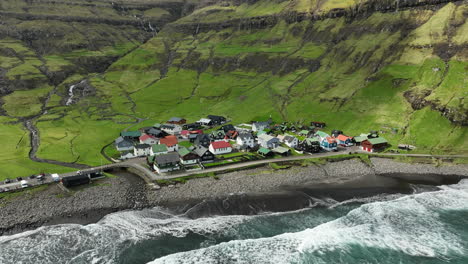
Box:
[209,146,232,155]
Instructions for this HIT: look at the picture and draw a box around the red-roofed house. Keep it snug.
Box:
[159,135,179,152]
[139,134,158,145]
[180,130,190,138]
[209,141,232,155]
[336,135,353,147]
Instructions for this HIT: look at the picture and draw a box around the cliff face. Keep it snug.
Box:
[0,0,196,95]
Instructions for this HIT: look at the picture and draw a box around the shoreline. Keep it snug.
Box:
[0,158,466,236]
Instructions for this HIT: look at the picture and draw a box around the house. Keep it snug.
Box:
[178,147,200,165]
[337,134,353,147]
[153,152,181,173]
[257,134,280,149]
[167,117,186,125]
[120,151,135,160]
[236,133,256,149]
[180,130,191,139]
[120,131,142,140]
[311,121,326,128]
[315,131,330,141]
[146,127,165,138]
[210,130,226,141]
[353,134,368,146]
[159,135,179,152]
[197,118,213,126]
[194,134,211,148]
[183,123,202,130]
[272,146,291,156]
[193,146,215,163]
[283,135,299,148]
[151,144,169,156]
[298,130,311,137]
[139,134,158,145]
[115,136,134,152]
[209,141,232,155]
[320,137,338,151]
[153,123,162,129]
[276,134,286,142]
[207,115,226,125]
[252,120,271,132]
[188,133,199,143]
[134,144,152,156]
[225,130,238,139]
[331,130,344,138]
[220,124,235,133]
[361,137,388,152]
[161,124,182,135]
[296,137,321,153]
[257,147,273,157]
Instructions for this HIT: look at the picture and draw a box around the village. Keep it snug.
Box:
[113,115,390,175]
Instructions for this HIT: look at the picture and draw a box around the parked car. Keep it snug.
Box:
[4,178,11,184]
[16,177,23,181]
[29,175,36,179]
[37,174,45,181]
[20,180,29,188]
[0,188,5,193]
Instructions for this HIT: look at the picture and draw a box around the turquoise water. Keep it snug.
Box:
[1,180,468,264]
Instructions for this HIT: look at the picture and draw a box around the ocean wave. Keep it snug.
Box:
[149,180,468,264]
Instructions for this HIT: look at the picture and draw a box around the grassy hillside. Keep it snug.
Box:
[0,0,466,179]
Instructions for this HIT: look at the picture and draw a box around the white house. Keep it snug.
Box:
[197,118,213,126]
[209,141,232,155]
[283,135,299,148]
[161,124,182,135]
[134,144,152,156]
[159,135,179,152]
[257,134,280,149]
[151,144,169,156]
[252,121,271,132]
[139,134,158,145]
[115,136,134,152]
[120,151,135,160]
[153,152,181,173]
[236,133,256,148]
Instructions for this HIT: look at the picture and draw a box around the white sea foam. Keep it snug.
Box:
[149,181,468,264]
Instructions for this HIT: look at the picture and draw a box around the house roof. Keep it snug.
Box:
[354,135,368,142]
[154,152,180,165]
[147,128,162,135]
[325,137,336,144]
[198,118,212,123]
[276,135,285,141]
[196,134,210,141]
[210,141,231,149]
[177,147,191,156]
[238,133,253,140]
[257,130,267,136]
[315,131,329,138]
[135,143,151,149]
[257,147,271,155]
[299,130,309,135]
[152,144,168,153]
[193,146,209,156]
[254,121,270,128]
[161,124,176,129]
[272,146,290,154]
[284,135,297,143]
[181,130,190,135]
[337,134,351,141]
[168,117,184,122]
[153,123,162,128]
[258,134,276,141]
[207,115,225,120]
[121,131,141,138]
[139,134,157,141]
[160,135,178,147]
[115,136,125,144]
[367,137,388,145]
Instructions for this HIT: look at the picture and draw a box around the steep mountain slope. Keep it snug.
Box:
[0,0,466,178]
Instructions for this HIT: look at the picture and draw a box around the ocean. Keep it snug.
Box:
[1,179,468,264]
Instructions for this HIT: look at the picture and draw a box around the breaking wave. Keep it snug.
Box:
[150,179,468,264]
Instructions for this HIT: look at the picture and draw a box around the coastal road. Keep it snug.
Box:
[155,149,468,180]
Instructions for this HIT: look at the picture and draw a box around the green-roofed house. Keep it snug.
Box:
[361,137,388,152]
[315,131,329,141]
[178,147,200,165]
[121,131,142,139]
[257,147,273,157]
[298,130,310,136]
[353,135,368,146]
[153,123,162,128]
[151,144,168,156]
[272,146,291,156]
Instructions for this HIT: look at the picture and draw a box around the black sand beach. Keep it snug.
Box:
[0,158,466,236]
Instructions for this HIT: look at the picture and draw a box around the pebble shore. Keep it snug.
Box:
[0,158,466,236]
